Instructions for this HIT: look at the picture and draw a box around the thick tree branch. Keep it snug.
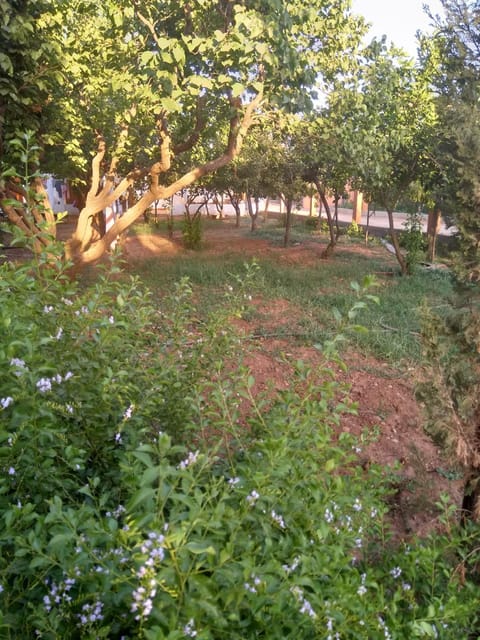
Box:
[172,95,208,155]
[72,89,264,267]
[87,136,106,200]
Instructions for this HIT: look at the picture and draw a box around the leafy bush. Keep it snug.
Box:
[0,249,478,638]
[182,213,202,250]
[304,217,330,234]
[399,212,427,273]
[345,221,364,239]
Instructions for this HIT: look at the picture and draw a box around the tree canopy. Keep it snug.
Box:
[1,0,367,267]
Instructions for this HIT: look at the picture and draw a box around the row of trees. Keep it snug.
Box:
[0,0,453,272]
[0,0,364,267]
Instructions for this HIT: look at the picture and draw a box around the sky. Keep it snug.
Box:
[350,0,444,57]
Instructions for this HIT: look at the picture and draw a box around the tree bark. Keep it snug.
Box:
[313,179,336,258]
[427,204,442,263]
[283,199,293,248]
[386,207,408,275]
[66,89,263,268]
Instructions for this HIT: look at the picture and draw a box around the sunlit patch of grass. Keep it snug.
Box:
[129,235,454,364]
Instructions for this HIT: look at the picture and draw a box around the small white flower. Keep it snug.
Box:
[246,490,259,505]
[64,371,73,381]
[325,508,334,523]
[10,358,26,369]
[1,397,13,409]
[390,566,402,579]
[183,618,197,637]
[43,305,54,313]
[228,476,240,487]
[178,450,199,470]
[123,404,134,420]
[357,585,367,596]
[55,327,63,340]
[291,586,317,619]
[108,315,115,324]
[10,358,27,376]
[353,498,362,512]
[36,378,52,393]
[115,432,123,444]
[8,467,16,476]
[271,509,286,529]
[282,557,300,574]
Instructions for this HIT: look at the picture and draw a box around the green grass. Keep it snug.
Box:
[128,227,454,364]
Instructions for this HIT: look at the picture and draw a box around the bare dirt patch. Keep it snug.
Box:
[237,326,461,539]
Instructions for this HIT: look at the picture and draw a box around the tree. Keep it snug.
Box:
[0,0,62,164]
[418,0,480,519]
[302,106,356,258]
[0,0,365,269]
[353,41,438,274]
[258,115,308,247]
[208,160,246,228]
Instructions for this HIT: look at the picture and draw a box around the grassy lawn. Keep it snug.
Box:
[128,219,455,365]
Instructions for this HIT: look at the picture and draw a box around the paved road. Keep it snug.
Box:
[173,197,456,236]
[331,207,456,237]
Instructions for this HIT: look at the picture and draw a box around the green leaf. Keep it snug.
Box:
[160,97,181,113]
[185,541,217,556]
[324,458,336,472]
[332,308,342,323]
[48,533,72,552]
[128,486,155,511]
[231,83,245,98]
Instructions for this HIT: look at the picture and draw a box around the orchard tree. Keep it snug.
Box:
[303,104,357,258]
[235,129,273,233]
[354,41,438,274]
[424,0,480,280]
[208,160,246,228]
[258,115,308,247]
[0,0,365,269]
[418,0,480,520]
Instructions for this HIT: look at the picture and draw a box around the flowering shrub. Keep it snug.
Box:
[0,249,478,638]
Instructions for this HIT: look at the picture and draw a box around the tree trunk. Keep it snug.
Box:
[283,198,293,248]
[334,192,340,240]
[427,204,442,263]
[64,88,264,269]
[233,201,241,228]
[313,179,336,258]
[263,196,270,222]
[386,207,408,275]
[246,193,258,232]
